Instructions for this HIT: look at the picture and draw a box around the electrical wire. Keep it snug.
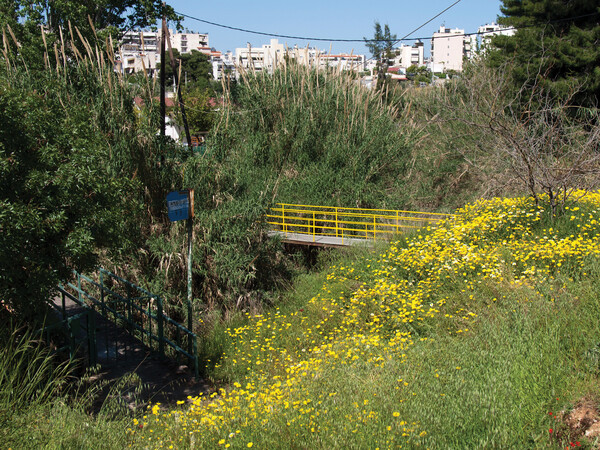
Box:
[174,8,600,45]
[174,1,463,44]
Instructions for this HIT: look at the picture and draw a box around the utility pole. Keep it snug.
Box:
[160,12,166,138]
[165,27,192,151]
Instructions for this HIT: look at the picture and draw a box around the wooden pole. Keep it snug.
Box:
[164,27,192,150]
[160,14,166,138]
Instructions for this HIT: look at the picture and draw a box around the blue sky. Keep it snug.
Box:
[166,0,504,56]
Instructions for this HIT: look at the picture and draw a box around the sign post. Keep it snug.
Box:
[186,190,194,344]
[166,189,194,348]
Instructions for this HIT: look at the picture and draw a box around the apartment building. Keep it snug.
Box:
[318,53,365,71]
[235,39,366,76]
[117,30,209,74]
[235,39,286,73]
[391,41,424,69]
[477,22,516,53]
[430,26,476,72]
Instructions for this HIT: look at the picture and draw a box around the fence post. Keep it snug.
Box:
[61,291,66,321]
[282,204,286,235]
[396,210,399,234]
[313,212,316,242]
[88,310,97,367]
[373,216,377,241]
[77,272,83,305]
[157,296,165,358]
[147,301,152,349]
[68,318,76,360]
[100,270,107,319]
[335,208,339,238]
[127,283,133,333]
[193,335,199,380]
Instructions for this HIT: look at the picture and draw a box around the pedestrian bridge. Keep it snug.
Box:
[266,203,453,247]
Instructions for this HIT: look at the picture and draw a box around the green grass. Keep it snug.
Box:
[7,197,600,449]
[126,194,600,449]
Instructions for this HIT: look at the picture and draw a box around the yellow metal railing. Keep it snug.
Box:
[266,203,454,244]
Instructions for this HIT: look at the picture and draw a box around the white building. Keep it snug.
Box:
[235,39,365,77]
[477,23,516,53]
[391,41,424,69]
[317,53,365,71]
[117,30,209,75]
[430,26,475,72]
[169,31,209,54]
[235,39,288,73]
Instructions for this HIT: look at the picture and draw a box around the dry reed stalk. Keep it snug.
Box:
[6,25,20,49]
[2,28,8,55]
[70,40,83,63]
[363,90,369,130]
[40,24,48,53]
[140,58,152,101]
[58,26,67,73]
[95,46,103,72]
[68,20,75,47]
[105,36,115,65]
[75,26,94,61]
[106,62,113,96]
[87,15,97,40]
[1,29,10,71]
[53,42,60,75]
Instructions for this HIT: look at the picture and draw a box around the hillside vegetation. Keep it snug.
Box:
[2,12,600,448]
[139,62,424,313]
[128,191,600,449]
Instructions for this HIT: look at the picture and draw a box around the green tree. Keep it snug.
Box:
[491,0,600,106]
[364,22,397,90]
[0,62,147,318]
[0,0,181,72]
[16,0,179,33]
[175,86,215,135]
[160,49,214,92]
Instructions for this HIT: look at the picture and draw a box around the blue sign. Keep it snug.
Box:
[167,190,190,222]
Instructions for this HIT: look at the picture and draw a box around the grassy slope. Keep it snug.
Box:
[126,191,600,449]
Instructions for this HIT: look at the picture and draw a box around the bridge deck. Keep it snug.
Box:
[268,230,373,248]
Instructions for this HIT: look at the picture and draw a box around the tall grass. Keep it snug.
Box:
[138,62,420,316]
[0,325,72,410]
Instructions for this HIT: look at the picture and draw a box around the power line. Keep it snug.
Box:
[393,0,462,45]
[176,11,370,43]
[174,8,600,46]
[364,0,462,64]
[175,1,463,44]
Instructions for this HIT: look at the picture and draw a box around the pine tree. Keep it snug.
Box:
[491,1,600,106]
[364,22,397,91]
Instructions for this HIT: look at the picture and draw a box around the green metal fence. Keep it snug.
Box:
[59,268,199,379]
[40,292,97,366]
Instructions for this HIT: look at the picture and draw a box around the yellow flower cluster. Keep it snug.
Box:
[131,191,600,448]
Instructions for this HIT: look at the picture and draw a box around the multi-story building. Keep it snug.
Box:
[170,31,209,54]
[430,26,475,72]
[117,30,209,75]
[317,53,365,71]
[235,39,366,77]
[477,23,516,53]
[391,41,424,69]
[207,50,236,80]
